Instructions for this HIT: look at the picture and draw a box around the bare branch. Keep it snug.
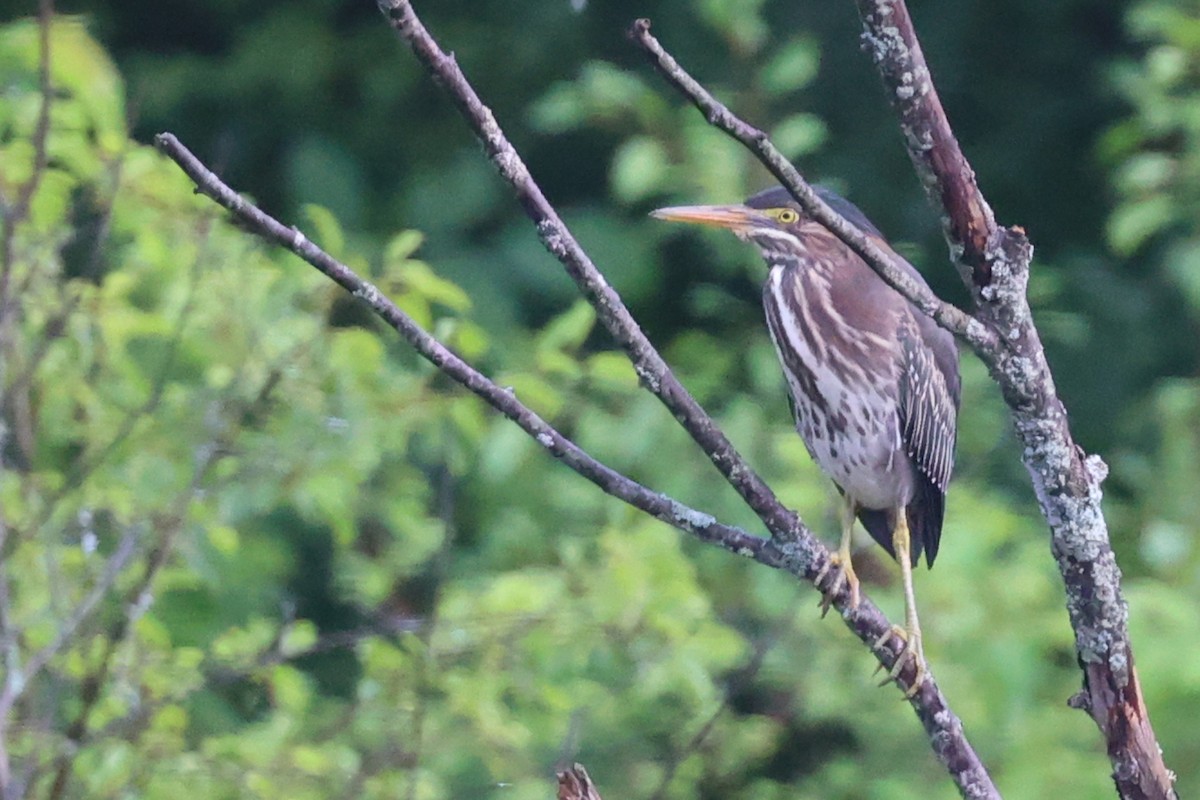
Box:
[375,0,815,546]
[156,129,998,797]
[155,132,765,567]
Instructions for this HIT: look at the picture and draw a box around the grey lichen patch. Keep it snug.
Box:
[1086,453,1110,484]
[894,68,931,102]
[964,318,992,349]
[932,708,959,733]
[860,25,908,68]
[634,362,662,394]
[535,431,555,450]
[352,283,383,307]
[475,104,531,187]
[1013,410,1074,479]
[670,500,716,532]
[765,535,815,577]
[1071,581,1129,685]
[536,219,569,259]
[1048,491,1109,563]
[492,147,530,185]
[998,351,1047,408]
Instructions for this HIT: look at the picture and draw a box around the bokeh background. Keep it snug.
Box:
[1,0,1199,797]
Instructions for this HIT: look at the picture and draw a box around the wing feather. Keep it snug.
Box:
[897,316,960,493]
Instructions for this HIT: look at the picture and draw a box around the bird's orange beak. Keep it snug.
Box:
[650,204,762,232]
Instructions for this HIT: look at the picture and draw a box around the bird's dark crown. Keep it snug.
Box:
[745,185,883,239]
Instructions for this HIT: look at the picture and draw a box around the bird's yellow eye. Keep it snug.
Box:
[775,208,800,224]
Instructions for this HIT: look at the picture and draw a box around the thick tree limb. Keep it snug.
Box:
[157,125,997,797]
[854,3,1177,798]
[634,5,1175,798]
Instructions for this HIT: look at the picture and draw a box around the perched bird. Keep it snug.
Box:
[652,186,960,691]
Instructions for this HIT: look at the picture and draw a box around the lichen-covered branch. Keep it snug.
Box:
[854,0,996,290]
[853,3,1177,798]
[157,123,998,797]
[633,5,1177,795]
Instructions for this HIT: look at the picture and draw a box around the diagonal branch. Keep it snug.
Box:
[376,0,805,545]
[154,133,761,564]
[156,130,998,798]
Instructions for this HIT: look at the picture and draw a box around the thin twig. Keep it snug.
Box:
[156,130,999,798]
[0,529,140,718]
[43,376,266,799]
[627,19,996,356]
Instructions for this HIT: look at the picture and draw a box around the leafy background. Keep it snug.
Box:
[1,0,1198,798]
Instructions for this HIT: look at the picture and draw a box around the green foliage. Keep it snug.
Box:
[2,6,1200,800]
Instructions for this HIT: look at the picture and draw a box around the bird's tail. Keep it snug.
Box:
[856,481,943,569]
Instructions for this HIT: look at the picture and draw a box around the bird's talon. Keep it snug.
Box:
[872,624,926,696]
[816,552,860,617]
[817,563,845,618]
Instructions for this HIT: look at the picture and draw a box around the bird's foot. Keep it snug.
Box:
[872,624,926,698]
[815,551,861,617]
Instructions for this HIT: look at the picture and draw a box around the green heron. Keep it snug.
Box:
[652,186,960,692]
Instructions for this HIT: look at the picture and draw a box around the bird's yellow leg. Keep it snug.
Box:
[816,494,861,616]
[874,511,926,697]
